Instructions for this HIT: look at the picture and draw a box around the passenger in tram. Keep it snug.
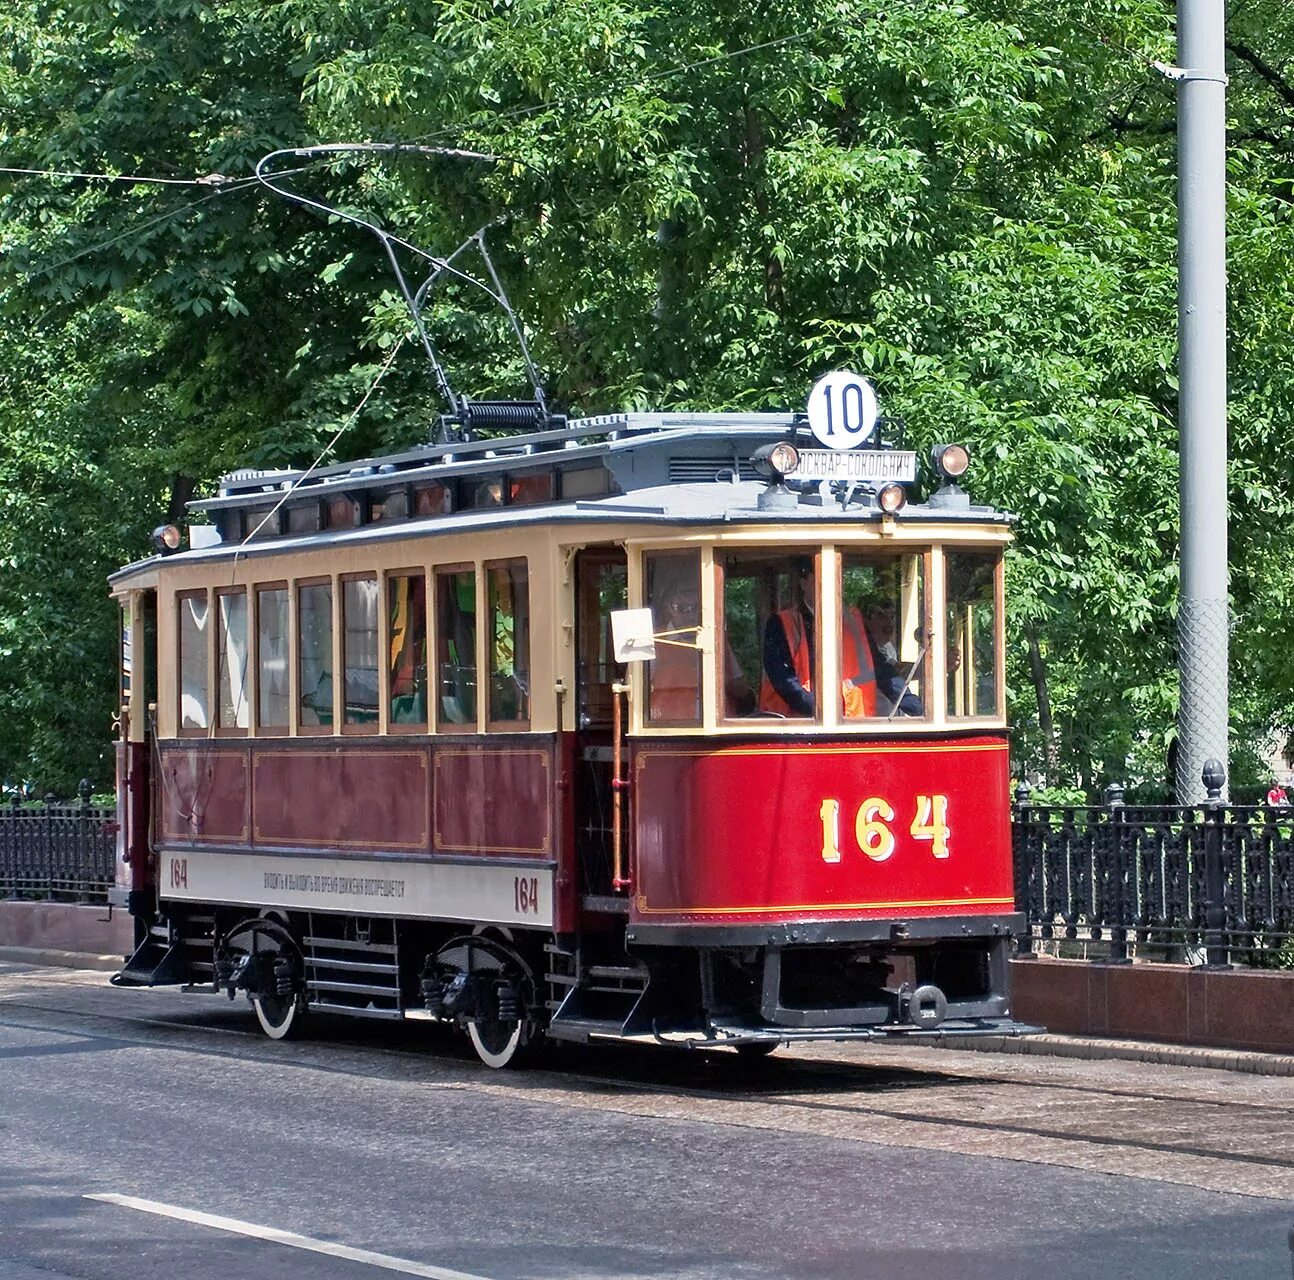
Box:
[758,558,876,718]
[862,597,923,717]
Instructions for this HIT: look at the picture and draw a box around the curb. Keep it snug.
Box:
[938,1031,1294,1077]
[0,946,124,973]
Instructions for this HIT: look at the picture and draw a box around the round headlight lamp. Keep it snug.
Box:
[877,483,907,514]
[931,443,970,481]
[151,524,182,554]
[750,441,800,481]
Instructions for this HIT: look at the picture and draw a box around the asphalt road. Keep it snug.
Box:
[2,962,1292,1280]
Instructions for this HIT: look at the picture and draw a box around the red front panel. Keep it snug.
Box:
[631,736,1012,925]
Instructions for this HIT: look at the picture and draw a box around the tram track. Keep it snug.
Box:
[3,982,1293,1200]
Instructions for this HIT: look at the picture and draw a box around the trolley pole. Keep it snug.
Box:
[1172,0,1230,804]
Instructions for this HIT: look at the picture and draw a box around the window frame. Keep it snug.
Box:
[433,562,480,734]
[339,572,380,736]
[295,576,335,737]
[214,587,251,736]
[254,581,291,736]
[484,558,531,731]
[176,588,211,738]
[385,568,430,735]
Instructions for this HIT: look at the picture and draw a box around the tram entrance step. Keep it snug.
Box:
[111,926,188,988]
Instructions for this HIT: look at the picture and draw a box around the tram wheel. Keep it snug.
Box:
[467,1016,525,1069]
[253,990,308,1040]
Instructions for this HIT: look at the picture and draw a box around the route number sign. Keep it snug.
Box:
[807,371,878,450]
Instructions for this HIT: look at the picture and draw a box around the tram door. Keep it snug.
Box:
[117,589,157,928]
[572,548,627,899]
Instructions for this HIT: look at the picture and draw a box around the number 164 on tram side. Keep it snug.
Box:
[109,377,1033,1068]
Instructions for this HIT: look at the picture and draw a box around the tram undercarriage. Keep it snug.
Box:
[115,902,1028,1066]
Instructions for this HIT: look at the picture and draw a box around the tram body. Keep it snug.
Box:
[110,410,1028,1065]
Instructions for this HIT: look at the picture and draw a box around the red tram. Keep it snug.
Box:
[110,391,1029,1066]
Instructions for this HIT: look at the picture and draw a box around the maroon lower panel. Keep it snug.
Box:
[253,746,429,850]
[154,739,556,864]
[631,736,1013,925]
[158,745,249,846]
[433,744,553,857]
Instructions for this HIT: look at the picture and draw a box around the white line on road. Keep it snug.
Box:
[84,1193,493,1280]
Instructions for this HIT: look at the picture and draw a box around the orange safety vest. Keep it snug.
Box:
[759,607,877,718]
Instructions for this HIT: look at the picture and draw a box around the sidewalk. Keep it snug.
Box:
[5,944,1294,1078]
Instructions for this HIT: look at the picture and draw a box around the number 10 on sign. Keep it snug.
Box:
[807,371,879,449]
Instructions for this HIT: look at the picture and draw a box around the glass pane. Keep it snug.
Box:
[744,553,817,721]
[645,551,702,724]
[843,553,928,720]
[489,563,530,723]
[217,592,249,729]
[946,550,1000,717]
[178,593,209,730]
[343,578,379,727]
[575,555,627,727]
[298,582,334,726]
[389,574,428,726]
[436,570,477,725]
[257,587,290,728]
[120,607,132,704]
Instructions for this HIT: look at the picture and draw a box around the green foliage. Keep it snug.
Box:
[1,0,1292,792]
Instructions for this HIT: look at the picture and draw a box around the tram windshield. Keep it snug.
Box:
[946,549,1002,718]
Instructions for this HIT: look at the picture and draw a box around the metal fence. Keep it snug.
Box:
[0,783,117,903]
[1014,781,1294,967]
[5,773,1294,968]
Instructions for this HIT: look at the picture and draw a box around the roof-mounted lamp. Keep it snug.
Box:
[151,524,183,555]
[751,441,800,512]
[928,443,971,510]
[876,482,907,514]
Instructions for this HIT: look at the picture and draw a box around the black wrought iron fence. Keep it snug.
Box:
[1014,771,1294,967]
[0,782,117,903]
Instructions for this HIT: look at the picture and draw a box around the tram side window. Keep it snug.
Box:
[217,590,250,731]
[343,576,379,728]
[436,568,477,727]
[946,550,1001,718]
[298,581,334,728]
[842,553,929,720]
[388,573,428,727]
[487,562,530,724]
[178,591,210,732]
[721,553,817,721]
[645,551,702,725]
[257,586,290,730]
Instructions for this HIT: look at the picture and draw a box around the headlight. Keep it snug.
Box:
[931,443,970,480]
[877,483,907,514]
[151,524,182,554]
[750,441,800,481]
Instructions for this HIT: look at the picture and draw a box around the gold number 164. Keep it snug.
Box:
[818,795,951,863]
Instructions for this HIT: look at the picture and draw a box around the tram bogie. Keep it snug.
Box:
[110,398,1033,1068]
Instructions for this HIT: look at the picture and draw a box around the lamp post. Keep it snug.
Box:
[1171,0,1230,803]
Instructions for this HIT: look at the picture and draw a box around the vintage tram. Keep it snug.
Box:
[109,391,1029,1066]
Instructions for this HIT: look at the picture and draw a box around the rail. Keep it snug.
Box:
[0,782,117,904]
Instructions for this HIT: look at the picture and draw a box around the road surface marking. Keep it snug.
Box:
[85,1193,492,1280]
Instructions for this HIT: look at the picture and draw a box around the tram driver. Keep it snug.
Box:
[758,556,877,719]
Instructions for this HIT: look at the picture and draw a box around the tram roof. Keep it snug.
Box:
[110,412,1008,584]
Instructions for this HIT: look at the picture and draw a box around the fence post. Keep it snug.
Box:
[1201,758,1231,968]
[1105,782,1130,963]
[77,778,93,903]
[1013,782,1035,957]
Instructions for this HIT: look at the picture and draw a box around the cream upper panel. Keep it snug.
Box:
[147,516,1010,738]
